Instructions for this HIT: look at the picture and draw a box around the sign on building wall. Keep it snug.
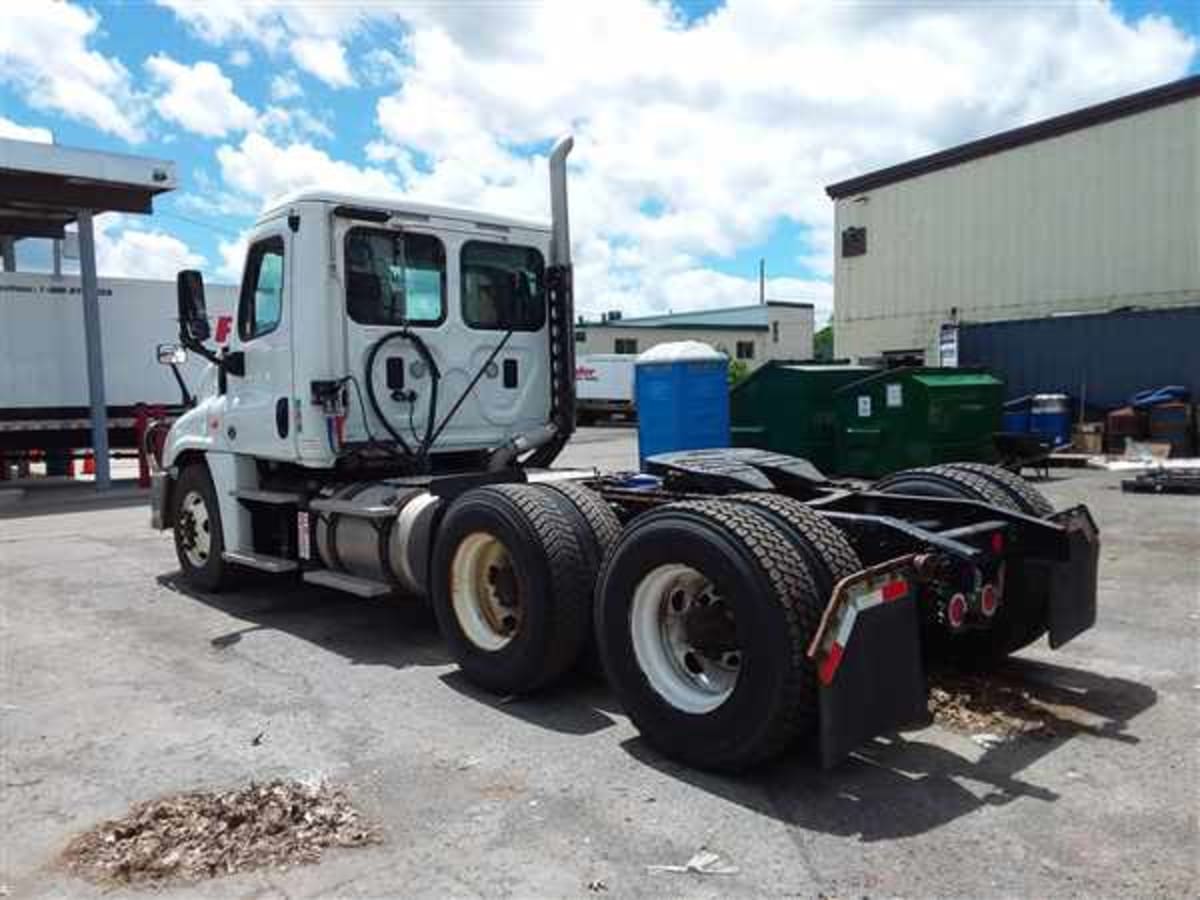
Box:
[938,322,959,367]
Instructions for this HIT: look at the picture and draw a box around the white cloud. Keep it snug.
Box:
[0,2,146,141]
[0,116,53,143]
[269,73,304,101]
[70,214,207,279]
[215,231,250,282]
[360,0,1195,317]
[146,54,257,138]
[229,48,252,68]
[260,106,334,142]
[164,1,1196,319]
[158,0,378,88]
[290,36,354,87]
[215,133,400,206]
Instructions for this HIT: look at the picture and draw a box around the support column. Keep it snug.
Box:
[1,237,15,271]
[76,209,111,490]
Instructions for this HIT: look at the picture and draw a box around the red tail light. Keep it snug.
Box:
[946,593,968,629]
[991,532,1005,554]
[980,583,999,617]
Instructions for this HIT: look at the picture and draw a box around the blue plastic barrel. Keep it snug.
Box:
[1002,395,1032,433]
[1030,393,1071,446]
[635,341,730,467]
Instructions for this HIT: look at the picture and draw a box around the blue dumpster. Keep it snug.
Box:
[635,341,730,467]
[1030,393,1071,446]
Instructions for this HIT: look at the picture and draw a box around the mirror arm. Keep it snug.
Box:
[168,363,195,408]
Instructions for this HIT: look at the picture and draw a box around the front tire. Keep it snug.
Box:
[172,463,235,592]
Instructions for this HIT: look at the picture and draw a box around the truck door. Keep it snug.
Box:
[223,229,295,460]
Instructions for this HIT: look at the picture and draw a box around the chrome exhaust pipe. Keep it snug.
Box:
[548,135,573,267]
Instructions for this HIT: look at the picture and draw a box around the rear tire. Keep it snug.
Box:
[430,484,593,695]
[596,499,823,771]
[930,462,1054,517]
[872,465,1020,511]
[874,464,1046,661]
[728,492,861,598]
[533,481,622,569]
[172,463,235,592]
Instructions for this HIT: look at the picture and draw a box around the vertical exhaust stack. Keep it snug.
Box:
[490,135,576,470]
[548,135,574,268]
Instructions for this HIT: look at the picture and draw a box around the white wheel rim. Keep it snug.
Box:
[450,532,522,651]
[630,564,741,714]
[179,490,212,568]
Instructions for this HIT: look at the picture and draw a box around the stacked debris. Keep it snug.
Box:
[928,670,1058,740]
[61,780,379,887]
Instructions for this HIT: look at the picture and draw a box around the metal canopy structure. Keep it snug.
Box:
[0,138,177,488]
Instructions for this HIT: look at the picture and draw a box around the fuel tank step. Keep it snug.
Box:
[302,569,393,598]
[308,498,396,519]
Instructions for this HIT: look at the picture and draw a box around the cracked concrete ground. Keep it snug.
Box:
[1,427,1197,897]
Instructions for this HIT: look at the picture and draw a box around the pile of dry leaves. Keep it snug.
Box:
[61,779,379,887]
[928,669,1060,740]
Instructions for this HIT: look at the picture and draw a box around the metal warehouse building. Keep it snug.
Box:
[826,76,1200,365]
[574,300,814,368]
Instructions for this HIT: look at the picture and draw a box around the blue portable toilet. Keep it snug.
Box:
[635,341,730,467]
[1030,393,1071,446]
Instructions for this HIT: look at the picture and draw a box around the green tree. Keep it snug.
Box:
[727,358,750,387]
[813,325,833,361]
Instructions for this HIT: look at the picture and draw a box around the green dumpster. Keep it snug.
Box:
[730,362,877,474]
[834,368,1003,478]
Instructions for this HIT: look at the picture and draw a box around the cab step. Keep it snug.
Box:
[221,550,299,574]
[302,569,393,598]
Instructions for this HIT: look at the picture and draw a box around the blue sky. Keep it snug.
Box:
[2,1,1197,323]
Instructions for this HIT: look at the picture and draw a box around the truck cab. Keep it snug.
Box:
[167,192,567,474]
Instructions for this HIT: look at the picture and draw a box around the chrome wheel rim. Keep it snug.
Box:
[630,564,741,713]
[178,490,212,568]
[450,532,522,651]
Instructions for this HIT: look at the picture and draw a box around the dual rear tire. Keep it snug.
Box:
[429,482,620,695]
[873,462,1057,660]
[431,484,856,771]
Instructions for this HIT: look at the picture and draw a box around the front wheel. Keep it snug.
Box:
[172,463,235,592]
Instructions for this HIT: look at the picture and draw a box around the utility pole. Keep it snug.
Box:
[758,258,765,304]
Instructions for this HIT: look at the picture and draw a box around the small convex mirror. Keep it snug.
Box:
[157,343,187,366]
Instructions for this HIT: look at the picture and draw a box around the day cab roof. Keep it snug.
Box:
[257,188,551,234]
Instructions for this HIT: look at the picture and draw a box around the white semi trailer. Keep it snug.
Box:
[575,353,636,424]
[151,137,1101,771]
[0,272,235,452]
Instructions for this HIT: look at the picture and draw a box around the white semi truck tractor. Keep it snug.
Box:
[152,137,1101,771]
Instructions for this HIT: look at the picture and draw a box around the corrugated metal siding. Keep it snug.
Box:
[957,306,1200,410]
[834,96,1200,362]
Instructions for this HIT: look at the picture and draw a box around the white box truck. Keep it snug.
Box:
[0,272,235,450]
[575,352,635,424]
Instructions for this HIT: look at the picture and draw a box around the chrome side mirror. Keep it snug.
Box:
[157,343,187,366]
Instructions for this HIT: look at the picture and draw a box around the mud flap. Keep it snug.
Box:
[809,559,930,768]
[1046,506,1100,649]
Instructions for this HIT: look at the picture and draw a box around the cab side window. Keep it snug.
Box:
[238,237,285,340]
